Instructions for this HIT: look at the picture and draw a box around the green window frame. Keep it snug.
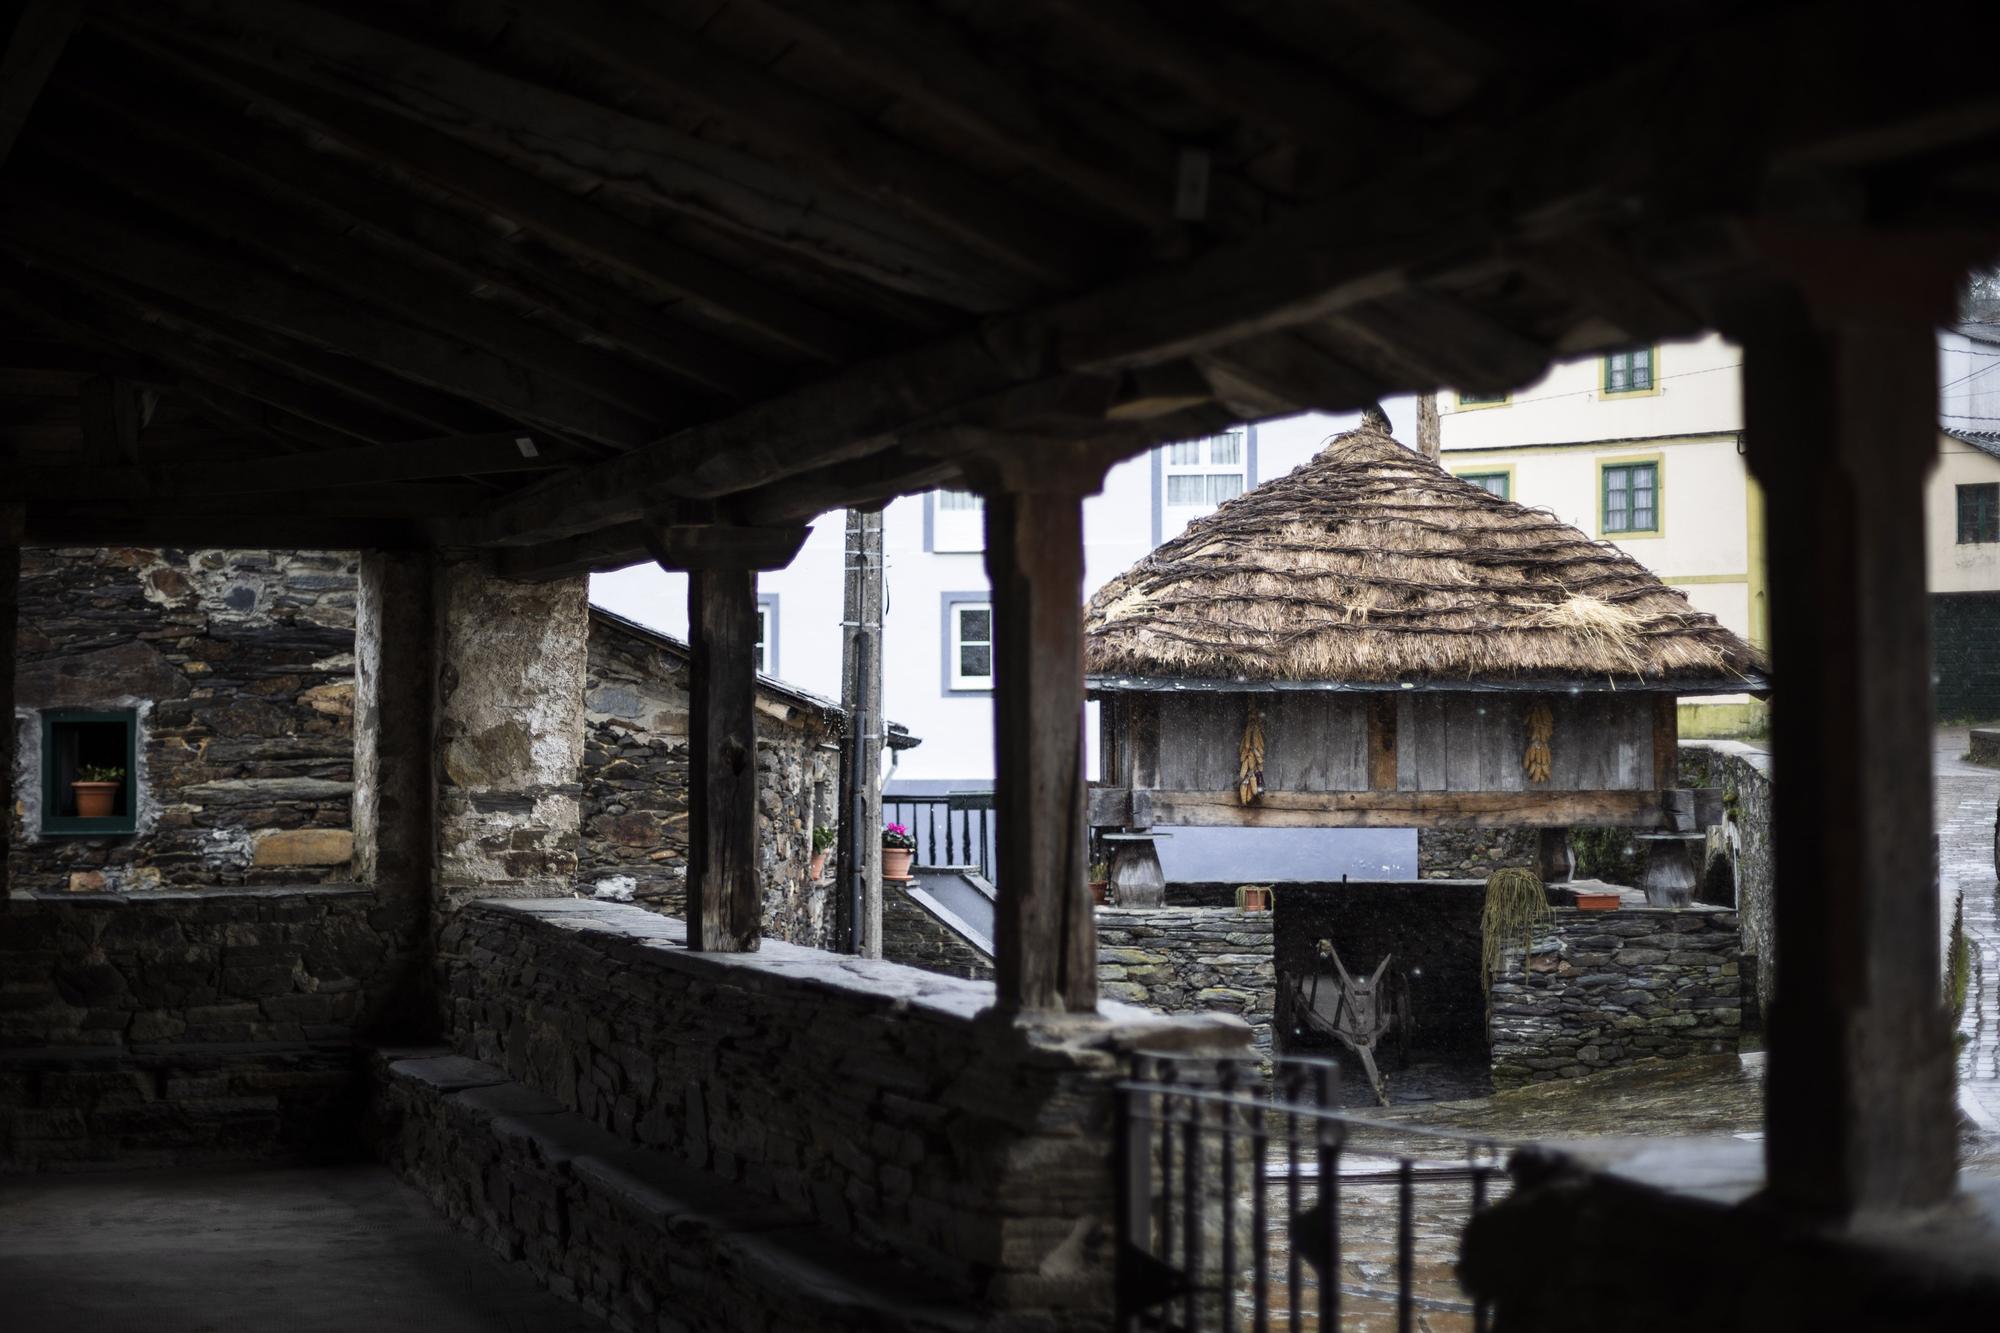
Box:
[1959,483,2000,544]
[1601,461,1659,535]
[1457,391,1509,407]
[1602,348,1655,394]
[40,709,139,836]
[1458,471,1511,500]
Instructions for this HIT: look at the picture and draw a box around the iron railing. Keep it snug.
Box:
[882,790,994,880]
[1116,1053,1505,1333]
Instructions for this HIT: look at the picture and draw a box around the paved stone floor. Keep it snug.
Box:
[0,1164,607,1332]
[1936,725,2000,1147]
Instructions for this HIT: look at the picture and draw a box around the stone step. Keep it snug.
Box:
[369,1046,986,1333]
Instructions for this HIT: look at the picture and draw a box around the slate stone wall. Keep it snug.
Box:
[1096,907,1276,1057]
[578,613,841,949]
[1488,902,1742,1087]
[8,547,359,893]
[1417,827,1538,880]
[1678,741,1774,1023]
[438,897,1249,1312]
[1273,881,1488,1056]
[0,885,417,1169]
[881,880,993,980]
[1931,591,2000,721]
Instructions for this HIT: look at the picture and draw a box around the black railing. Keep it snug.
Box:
[1116,1054,1505,1333]
[882,790,994,880]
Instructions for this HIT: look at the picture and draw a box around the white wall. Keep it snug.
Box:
[1940,327,2000,430]
[1439,331,1744,447]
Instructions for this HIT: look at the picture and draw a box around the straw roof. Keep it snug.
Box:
[1084,427,1767,690]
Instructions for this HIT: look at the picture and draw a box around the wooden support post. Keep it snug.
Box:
[1,504,18,907]
[1738,278,1956,1215]
[686,567,762,952]
[982,461,1107,1014]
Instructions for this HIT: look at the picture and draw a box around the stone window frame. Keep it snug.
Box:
[940,591,993,695]
[39,707,140,837]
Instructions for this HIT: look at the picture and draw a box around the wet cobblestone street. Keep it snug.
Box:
[1936,729,2000,1154]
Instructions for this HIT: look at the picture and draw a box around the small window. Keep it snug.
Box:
[1603,348,1656,395]
[929,488,984,553]
[1161,430,1248,526]
[1457,391,1509,407]
[1602,461,1660,535]
[41,709,138,836]
[946,599,993,692]
[754,594,778,675]
[1457,471,1511,500]
[1959,484,2000,544]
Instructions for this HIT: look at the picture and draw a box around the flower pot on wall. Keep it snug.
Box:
[882,847,915,881]
[72,781,120,819]
[810,851,828,882]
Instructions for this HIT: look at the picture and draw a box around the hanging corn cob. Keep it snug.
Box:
[1522,700,1554,783]
[1238,698,1266,804]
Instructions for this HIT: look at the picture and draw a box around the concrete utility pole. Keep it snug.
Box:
[837,507,885,957]
[1417,392,1441,461]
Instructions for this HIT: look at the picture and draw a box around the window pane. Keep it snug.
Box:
[957,607,991,644]
[1209,473,1244,504]
[1168,441,1201,465]
[1462,472,1509,499]
[959,645,991,679]
[1208,432,1242,466]
[938,489,982,511]
[1961,485,2000,543]
[1632,349,1654,390]
[1166,474,1207,505]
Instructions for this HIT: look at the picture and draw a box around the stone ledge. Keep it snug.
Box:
[465,897,1249,1052]
[9,883,373,906]
[373,1047,985,1333]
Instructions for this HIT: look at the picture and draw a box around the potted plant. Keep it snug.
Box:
[72,763,125,819]
[1088,860,1110,906]
[881,822,917,881]
[810,825,835,882]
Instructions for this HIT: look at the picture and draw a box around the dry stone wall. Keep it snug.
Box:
[1417,827,1538,880]
[579,611,841,949]
[1096,907,1276,1057]
[1488,901,1742,1087]
[0,885,417,1169]
[8,547,359,892]
[438,897,1249,1314]
[1677,741,1774,1022]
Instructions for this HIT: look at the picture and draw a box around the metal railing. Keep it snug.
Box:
[882,790,994,880]
[1116,1054,1506,1333]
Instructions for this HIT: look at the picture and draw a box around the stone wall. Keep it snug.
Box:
[881,879,994,980]
[1096,907,1276,1057]
[578,610,842,949]
[437,897,1249,1313]
[1488,900,1742,1087]
[1273,881,1488,1056]
[1417,827,1538,880]
[9,547,359,892]
[1678,741,1774,1022]
[0,885,417,1169]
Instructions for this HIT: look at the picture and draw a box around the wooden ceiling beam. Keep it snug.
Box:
[113,1,1023,325]
[20,509,424,549]
[511,0,1093,288]
[0,189,659,448]
[0,0,77,169]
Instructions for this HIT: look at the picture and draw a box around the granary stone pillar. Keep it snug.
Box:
[431,555,589,915]
[1733,257,1960,1215]
[1,503,18,905]
[974,447,1119,1015]
[353,551,436,963]
[652,522,809,952]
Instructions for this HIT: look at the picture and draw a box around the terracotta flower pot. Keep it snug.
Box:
[72,781,120,819]
[1089,879,1109,906]
[882,846,914,881]
[809,851,828,882]
[1573,890,1622,911]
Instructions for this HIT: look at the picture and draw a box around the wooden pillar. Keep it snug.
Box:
[984,481,1098,1013]
[687,568,762,952]
[1739,281,1955,1214]
[1,504,18,906]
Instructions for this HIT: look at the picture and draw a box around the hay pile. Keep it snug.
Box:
[1084,426,1766,687]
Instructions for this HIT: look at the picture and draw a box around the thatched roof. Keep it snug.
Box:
[1085,427,1767,692]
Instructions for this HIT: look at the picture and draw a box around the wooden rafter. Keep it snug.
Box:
[0,0,76,169]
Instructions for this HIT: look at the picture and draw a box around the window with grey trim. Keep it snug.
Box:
[1161,430,1246,519]
[944,597,993,692]
[928,488,984,553]
[754,594,779,674]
